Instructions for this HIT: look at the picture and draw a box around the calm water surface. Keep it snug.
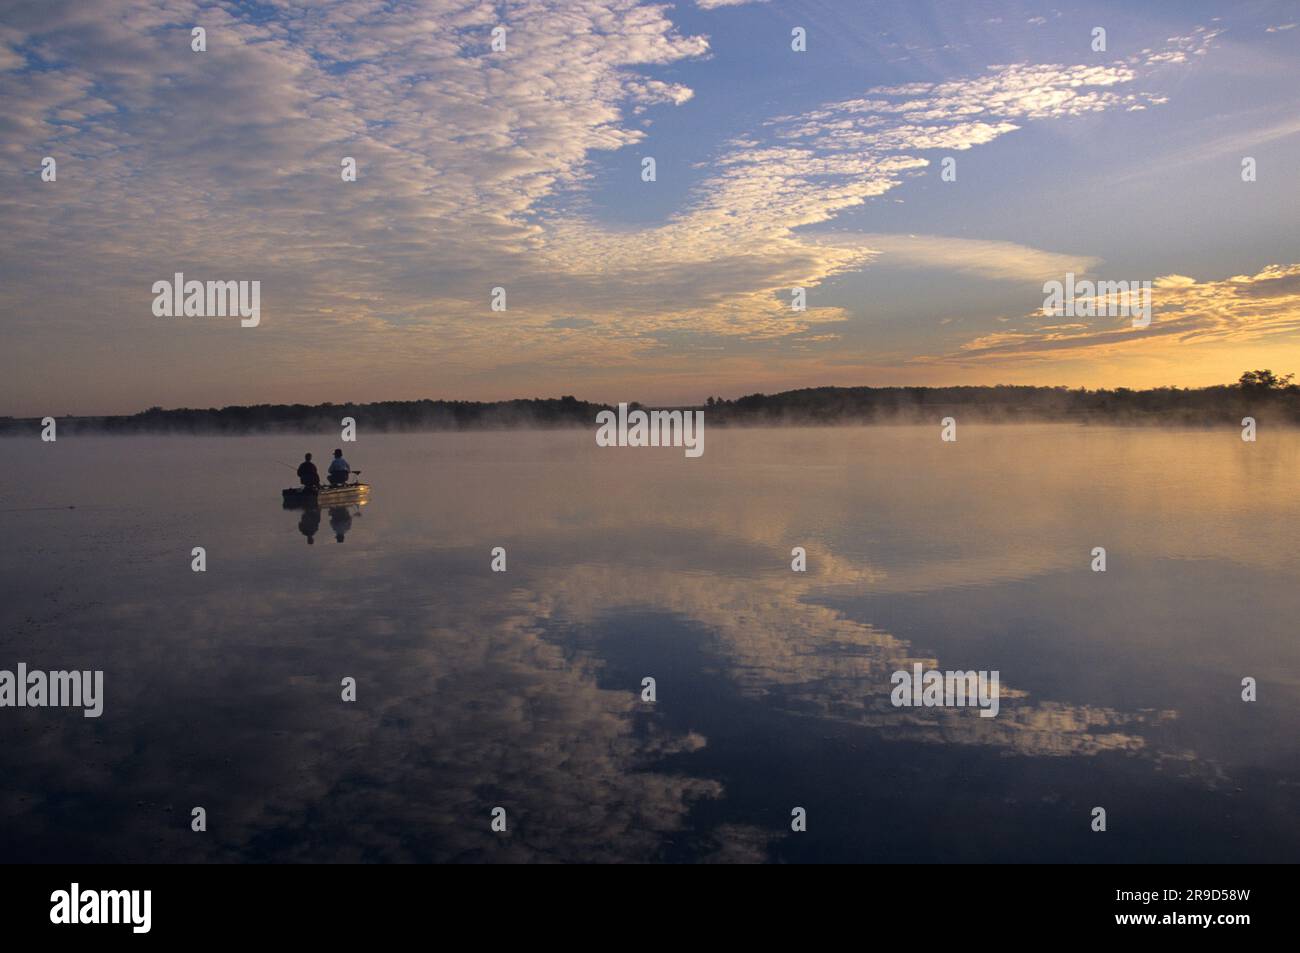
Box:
[2,425,1298,862]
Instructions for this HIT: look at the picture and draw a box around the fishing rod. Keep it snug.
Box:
[0,504,81,513]
[277,460,360,471]
[278,460,364,486]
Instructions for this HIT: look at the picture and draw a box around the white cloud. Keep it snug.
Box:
[922,264,1300,365]
[0,1,1218,406]
[851,234,1100,282]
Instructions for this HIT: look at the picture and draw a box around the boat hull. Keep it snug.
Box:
[282,484,371,508]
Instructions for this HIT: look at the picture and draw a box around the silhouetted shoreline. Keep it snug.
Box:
[4,380,1298,435]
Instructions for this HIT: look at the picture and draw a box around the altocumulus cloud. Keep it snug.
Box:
[0,1,1220,399]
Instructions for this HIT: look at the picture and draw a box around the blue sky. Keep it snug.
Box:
[2,0,1299,414]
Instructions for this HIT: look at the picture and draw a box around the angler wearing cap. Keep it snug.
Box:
[327,448,352,486]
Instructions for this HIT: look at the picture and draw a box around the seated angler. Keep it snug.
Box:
[327,448,351,486]
[297,452,321,488]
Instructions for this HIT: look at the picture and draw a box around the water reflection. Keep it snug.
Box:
[297,507,320,544]
[328,507,353,543]
[0,427,1296,862]
[292,503,364,544]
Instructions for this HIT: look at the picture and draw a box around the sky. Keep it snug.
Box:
[2,0,1299,416]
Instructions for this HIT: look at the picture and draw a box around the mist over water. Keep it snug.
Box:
[2,425,1297,862]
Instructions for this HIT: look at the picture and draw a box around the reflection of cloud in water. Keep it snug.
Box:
[255,623,731,862]
[508,557,1191,762]
[4,578,772,862]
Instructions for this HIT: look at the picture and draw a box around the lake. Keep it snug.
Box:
[1,425,1297,862]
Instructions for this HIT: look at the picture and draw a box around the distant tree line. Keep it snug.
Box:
[0,396,605,435]
[702,371,1300,426]
[3,373,1297,435]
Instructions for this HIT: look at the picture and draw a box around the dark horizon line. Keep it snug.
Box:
[6,373,1296,421]
[4,375,1299,434]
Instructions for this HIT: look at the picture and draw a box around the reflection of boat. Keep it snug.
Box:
[294,501,363,544]
[282,482,371,508]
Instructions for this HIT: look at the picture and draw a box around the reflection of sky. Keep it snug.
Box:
[2,427,1298,861]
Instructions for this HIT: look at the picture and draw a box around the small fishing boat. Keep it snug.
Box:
[282,481,371,508]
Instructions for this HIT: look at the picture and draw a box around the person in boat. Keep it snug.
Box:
[297,453,321,488]
[327,448,351,486]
